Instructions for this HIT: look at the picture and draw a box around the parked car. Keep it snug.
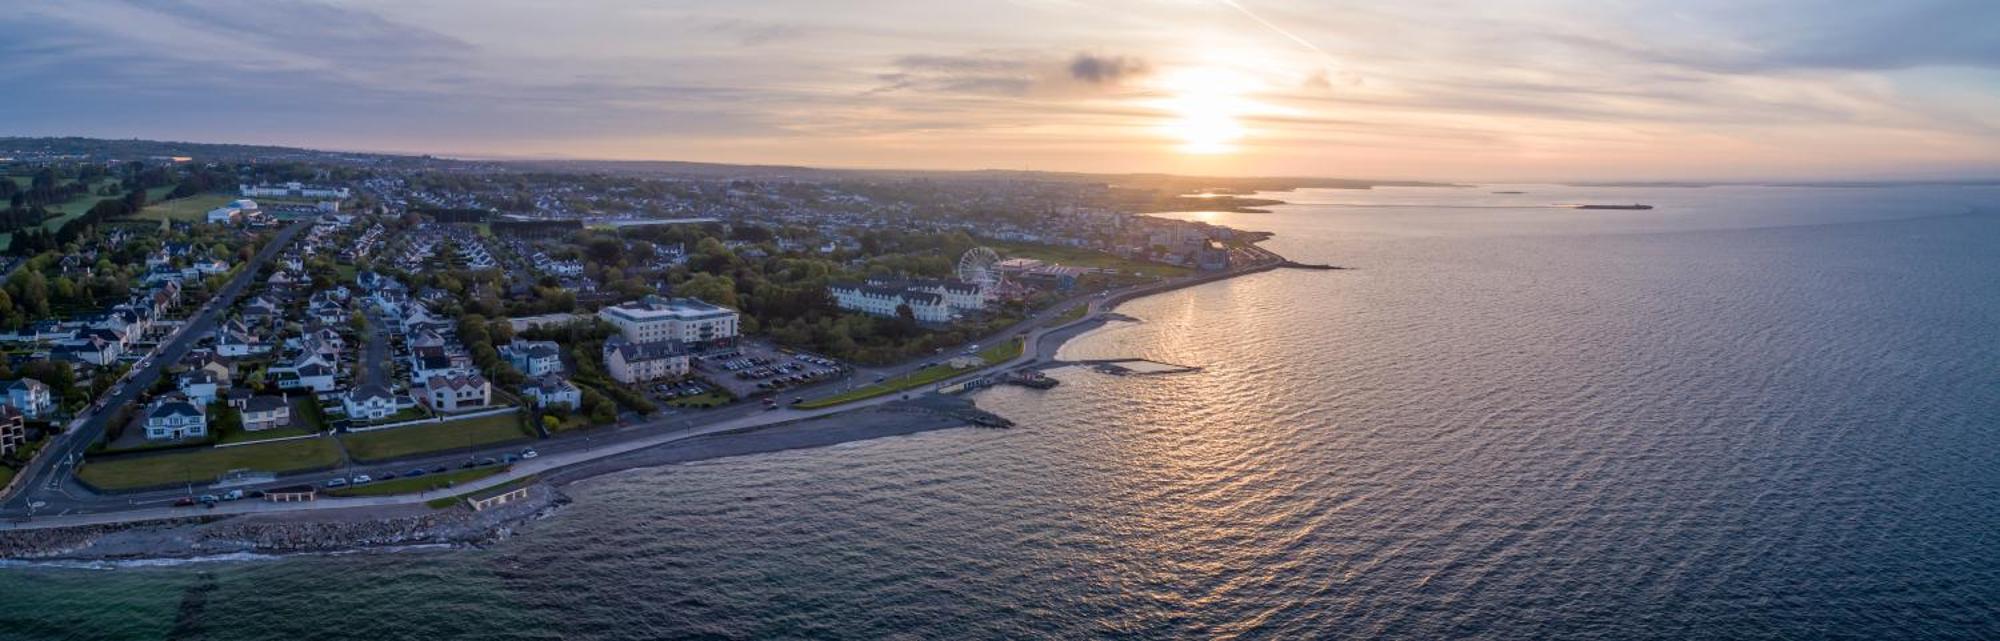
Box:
[351,474,373,485]
[521,449,538,459]
[198,494,220,504]
[173,497,197,507]
[324,478,348,489]
[221,489,244,501]
[407,468,427,477]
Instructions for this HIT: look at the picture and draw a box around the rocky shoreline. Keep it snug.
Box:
[0,485,569,562]
[0,400,986,564]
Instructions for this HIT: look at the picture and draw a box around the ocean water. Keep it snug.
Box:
[4,185,1999,640]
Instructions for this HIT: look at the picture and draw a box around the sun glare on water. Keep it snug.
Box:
[1158,67,1254,155]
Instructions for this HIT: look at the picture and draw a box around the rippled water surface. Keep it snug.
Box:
[4,185,1999,640]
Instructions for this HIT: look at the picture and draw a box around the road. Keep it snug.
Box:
[0,245,1286,529]
[0,220,312,518]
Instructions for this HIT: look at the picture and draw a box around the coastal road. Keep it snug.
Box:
[1,220,311,517]
[0,246,1287,529]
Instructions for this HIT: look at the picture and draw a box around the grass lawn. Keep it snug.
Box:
[135,192,238,222]
[77,438,344,491]
[328,466,505,498]
[217,425,318,445]
[426,474,538,510]
[0,466,15,490]
[356,406,432,426]
[976,337,1024,363]
[1049,304,1089,326]
[666,390,733,408]
[798,338,1023,409]
[989,241,1191,278]
[339,412,533,462]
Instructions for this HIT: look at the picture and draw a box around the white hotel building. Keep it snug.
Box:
[597,296,741,347]
[828,283,952,323]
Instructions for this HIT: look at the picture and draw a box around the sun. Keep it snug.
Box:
[1158,67,1253,155]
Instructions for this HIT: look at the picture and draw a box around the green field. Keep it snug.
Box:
[137,192,239,222]
[77,438,344,491]
[1049,304,1089,326]
[989,242,1191,278]
[339,412,534,462]
[327,466,505,497]
[798,337,1023,409]
[217,425,318,445]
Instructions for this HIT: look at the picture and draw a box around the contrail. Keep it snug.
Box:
[1214,0,1335,62]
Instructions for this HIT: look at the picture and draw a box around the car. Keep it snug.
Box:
[324,478,348,488]
[476,457,499,466]
[198,494,220,503]
[791,397,803,404]
[407,468,427,477]
[221,489,244,501]
[460,460,478,469]
[378,472,398,480]
[431,466,447,474]
[521,449,538,459]
[351,474,373,485]
[173,497,197,507]
[503,454,518,463]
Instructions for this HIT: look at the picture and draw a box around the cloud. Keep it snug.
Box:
[1067,53,1148,84]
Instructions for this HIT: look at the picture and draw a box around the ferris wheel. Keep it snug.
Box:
[956,247,1001,291]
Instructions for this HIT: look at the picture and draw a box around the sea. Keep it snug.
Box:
[3,184,1998,640]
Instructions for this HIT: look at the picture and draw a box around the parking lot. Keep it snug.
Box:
[690,342,849,401]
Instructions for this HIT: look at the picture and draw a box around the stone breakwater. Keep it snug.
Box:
[0,486,568,561]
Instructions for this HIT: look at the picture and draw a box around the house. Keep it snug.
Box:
[410,349,469,382]
[422,374,491,412]
[602,336,689,383]
[143,399,207,440]
[3,378,54,420]
[243,395,293,431]
[53,336,120,365]
[501,341,563,377]
[343,384,398,421]
[177,370,223,405]
[272,354,339,392]
[0,407,23,457]
[522,376,581,409]
[214,328,266,357]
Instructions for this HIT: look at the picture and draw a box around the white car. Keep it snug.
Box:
[350,474,373,485]
[520,449,538,459]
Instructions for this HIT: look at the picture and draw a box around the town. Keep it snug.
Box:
[0,138,1282,517]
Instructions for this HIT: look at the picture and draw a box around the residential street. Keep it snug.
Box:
[0,220,311,518]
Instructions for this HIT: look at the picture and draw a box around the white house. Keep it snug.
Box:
[177,370,223,405]
[144,399,207,440]
[422,374,492,412]
[3,378,54,420]
[523,376,581,409]
[242,395,292,431]
[501,341,563,377]
[343,384,398,421]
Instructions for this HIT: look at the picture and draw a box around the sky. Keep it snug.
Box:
[3,0,1998,181]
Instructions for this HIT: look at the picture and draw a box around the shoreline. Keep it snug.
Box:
[0,400,995,563]
[0,242,1299,565]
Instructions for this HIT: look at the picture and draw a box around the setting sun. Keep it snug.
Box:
[1158,67,1254,154]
